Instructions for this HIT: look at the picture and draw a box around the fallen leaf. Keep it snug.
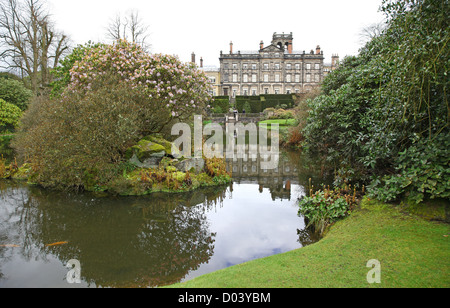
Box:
[45,241,68,247]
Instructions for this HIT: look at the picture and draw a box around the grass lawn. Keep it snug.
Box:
[258,119,297,127]
[169,197,450,288]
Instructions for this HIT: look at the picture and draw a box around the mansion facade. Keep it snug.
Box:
[219,32,334,97]
[193,32,339,98]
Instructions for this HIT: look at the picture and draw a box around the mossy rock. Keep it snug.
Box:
[142,134,181,158]
[125,139,166,161]
[125,135,181,161]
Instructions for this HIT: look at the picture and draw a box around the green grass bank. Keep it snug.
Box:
[170,197,449,288]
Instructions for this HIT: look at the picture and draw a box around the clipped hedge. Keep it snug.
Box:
[211,96,230,113]
[235,95,295,113]
[236,95,262,113]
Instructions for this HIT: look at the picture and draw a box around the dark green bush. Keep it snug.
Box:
[298,188,354,234]
[210,97,230,113]
[301,0,449,203]
[0,78,33,111]
[368,134,450,204]
[0,99,22,133]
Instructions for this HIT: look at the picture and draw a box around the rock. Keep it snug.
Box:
[125,139,166,160]
[126,134,182,168]
[175,157,205,174]
[142,134,182,159]
[128,153,162,169]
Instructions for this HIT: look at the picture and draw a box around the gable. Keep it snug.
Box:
[260,44,283,53]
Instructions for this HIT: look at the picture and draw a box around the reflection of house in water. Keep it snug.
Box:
[226,154,298,201]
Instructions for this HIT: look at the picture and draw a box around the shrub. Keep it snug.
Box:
[242,101,252,113]
[0,99,22,133]
[302,0,449,191]
[0,78,33,111]
[368,134,450,204]
[50,41,105,97]
[12,40,213,190]
[298,189,351,235]
[67,40,212,125]
[298,183,361,234]
[210,97,229,114]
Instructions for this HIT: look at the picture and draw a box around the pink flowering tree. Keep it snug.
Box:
[67,40,212,132]
[13,40,214,189]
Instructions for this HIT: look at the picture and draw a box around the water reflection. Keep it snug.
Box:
[0,151,330,288]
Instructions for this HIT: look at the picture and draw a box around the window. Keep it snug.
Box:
[263,63,269,70]
[315,63,320,70]
[243,64,248,69]
[243,88,248,95]
[295,74,300,82]
[306,63,311,70]
[252,88,257,96]
[306,74,311,82]
[252,74,257,82]
[232,74,238,82]
[264,74,269,82]
[315,74,320,82]
[286,89,291,94]
[295,63,300,69]
[252,64,257,69]
[275,63,280,70]
[275,74,280,82]
[223,74,228,82]
[286,74,291,82]
[264,88,269,94]
[243,74,248,83]
[224,63,229,69]
[286,63,291,69]
[275,88,280,94]
[232,63,238,69]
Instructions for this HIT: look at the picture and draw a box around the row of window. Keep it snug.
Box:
[224,63,321,70]
[225,73,320,83]
[231,88,301,96]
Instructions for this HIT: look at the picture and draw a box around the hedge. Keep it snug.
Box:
[211,96,230,113]
[235,95,295,113]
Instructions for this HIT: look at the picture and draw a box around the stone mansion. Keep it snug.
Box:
[219,32,338,97]
[193,32,339,97]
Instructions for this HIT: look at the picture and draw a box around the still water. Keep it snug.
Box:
[0,151,329,288]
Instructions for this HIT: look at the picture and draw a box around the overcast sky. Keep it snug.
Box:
[46,0,386,67]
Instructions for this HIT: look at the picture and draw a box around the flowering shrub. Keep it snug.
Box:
[13,40,214,190]
[67,40,212,124]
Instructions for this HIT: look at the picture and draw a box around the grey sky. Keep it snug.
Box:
[47,0,386,67]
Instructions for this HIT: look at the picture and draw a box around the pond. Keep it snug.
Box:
[0,151,331,288]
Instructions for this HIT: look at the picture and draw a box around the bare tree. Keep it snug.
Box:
[359,22,387,45]
[0,0,70,94]
[106,10,150,51]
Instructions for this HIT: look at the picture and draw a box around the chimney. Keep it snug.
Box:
[288,42,293,54]
[200,57,203,68]
[316,45,321,55]
[260,40,264,50]
[230,41,233,54]
[191,52,196,64]
[331,54,340,69]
